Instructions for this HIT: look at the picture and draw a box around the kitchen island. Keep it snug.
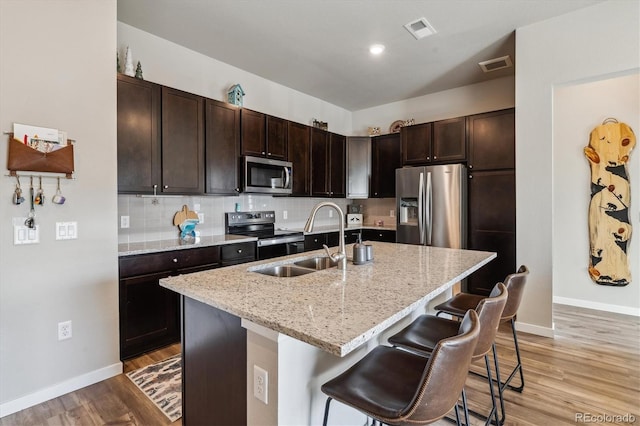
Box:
[160,241,495,425]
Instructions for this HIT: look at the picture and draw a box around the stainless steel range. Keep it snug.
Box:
[225,211,304,260]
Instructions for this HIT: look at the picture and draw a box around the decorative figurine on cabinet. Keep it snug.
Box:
[227,84,245,107]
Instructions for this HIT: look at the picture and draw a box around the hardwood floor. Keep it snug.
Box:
[1,305,638,425]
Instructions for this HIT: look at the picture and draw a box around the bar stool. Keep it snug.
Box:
[320,310,480,426]
[435,265,529,393]
[388,283,508,426]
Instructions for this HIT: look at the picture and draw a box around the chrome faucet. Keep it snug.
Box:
[304,202,347,270]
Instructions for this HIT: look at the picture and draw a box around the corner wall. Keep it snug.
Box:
[0,0,119,415]
[516,0,640,334]
[553,73,639,316]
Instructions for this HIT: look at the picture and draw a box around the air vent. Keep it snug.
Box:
[404,17,437,40]
[478,55,513,72]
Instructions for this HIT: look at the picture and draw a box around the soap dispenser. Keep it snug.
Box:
[352,235,367,265]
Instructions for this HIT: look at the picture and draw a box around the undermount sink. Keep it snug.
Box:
[294,256,339,270]
[252,265,316,278]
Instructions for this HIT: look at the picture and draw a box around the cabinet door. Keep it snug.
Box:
[288,122,311,196]
[401,123,432,165]
[266,115,288,160]
[205,99,241,195]
[311,128,330,196]
[432,117,466,163]
[329,133,346,198]
[468,108,515,171]
[161,87,205,194]
[347,137,370,198]
[119,272,179,359]
[466,170,516,295]
[371,133,401,198]
[304,234,327,251]
[117,74,161,194]
[240,109,266,157]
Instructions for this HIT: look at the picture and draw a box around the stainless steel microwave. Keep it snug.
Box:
[243,156,293,194]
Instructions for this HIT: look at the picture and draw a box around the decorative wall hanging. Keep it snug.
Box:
[173,204,199,240]
[312,119,328,130]
[584,118,636,286]
[227,84,245,107]
[123,46,135,77]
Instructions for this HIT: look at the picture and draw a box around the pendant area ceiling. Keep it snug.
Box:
[117,0,604,111]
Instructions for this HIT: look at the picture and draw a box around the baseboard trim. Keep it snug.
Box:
[514,321,555,338]
[553,296,640,317]
[0,362,123,418]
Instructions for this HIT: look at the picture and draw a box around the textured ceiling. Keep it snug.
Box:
[118,0,603,111]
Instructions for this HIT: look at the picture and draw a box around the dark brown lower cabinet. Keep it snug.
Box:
[466,170,516,295]
[182,297,246,426]
[362,229,396,243]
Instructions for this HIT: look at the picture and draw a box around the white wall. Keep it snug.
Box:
[352,76,514,135]
[0,0,119,416]
[118,22,352,135]
[516,0,640,333]
[553,73,639,316]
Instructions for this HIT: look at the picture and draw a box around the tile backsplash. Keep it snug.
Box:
[117,194,353,244]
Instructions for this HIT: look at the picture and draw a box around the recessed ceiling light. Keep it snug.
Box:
[369,44,385,55]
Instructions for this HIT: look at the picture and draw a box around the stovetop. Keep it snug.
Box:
[225,211,303,240]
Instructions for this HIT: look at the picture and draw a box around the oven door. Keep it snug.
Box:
[257,240,305,260]
[244,156,292,194]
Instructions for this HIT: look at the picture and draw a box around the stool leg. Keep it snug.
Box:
[461,388,470,426]
[484,354,500,426]
[505,317,525,392]
[492,343,506,425]
[323,397,332,426]
[454,400,462,426]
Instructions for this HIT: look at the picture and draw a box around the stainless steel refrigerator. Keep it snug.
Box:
[396,164,467,248]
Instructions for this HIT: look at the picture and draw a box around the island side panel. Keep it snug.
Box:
[182,296,247,426]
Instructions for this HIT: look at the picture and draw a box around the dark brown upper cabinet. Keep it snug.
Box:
[287,121,311,196]
[265,115,288,160]
[467,108,515,171]
[311,128,330,196]
[401,117,466,166]
[310,129,346,198]
[161,87,205,194]
[401,123,432,165]
[240,109,287,160]
[117,74,161,194]
[432,116,466,163]
[371,133,401,198]
[205,98,241,195]
[329,133,346,198]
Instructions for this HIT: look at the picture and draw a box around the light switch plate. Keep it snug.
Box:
[56,222,78,240]
[14,222,40,245]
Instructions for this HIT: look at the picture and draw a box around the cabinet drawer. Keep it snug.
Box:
[221,242,256,262]
[304,234,326,251]
[362,229,396,243]
[119,246,221,278]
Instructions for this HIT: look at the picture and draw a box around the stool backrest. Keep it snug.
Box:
[401,310,480,424]
[472,282,508,359]
[502,265,529,320]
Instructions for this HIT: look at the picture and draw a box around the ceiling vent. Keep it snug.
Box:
[404,17,437,40]
[478,55,513,72]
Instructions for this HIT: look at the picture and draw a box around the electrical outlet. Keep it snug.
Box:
[329,210,333,218]
[58,321,72,340]
[56,222,78,240]
[390,209,395,217]
[197,213,205,223]
[253,365,268,404]
[283,210,288,219]
[120,216,130,229]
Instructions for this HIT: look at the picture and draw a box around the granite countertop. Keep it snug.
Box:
[160,242,495,357]
[118,234,257,256]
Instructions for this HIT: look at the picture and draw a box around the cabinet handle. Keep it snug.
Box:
[261,151,266,155]
[469,165,473,169]
[267,152,271,156]
[427,156,430,160]
[469,175,473,179]
[237,249,242,253]
[172,258,178,263]
[433,156,437,160]
[314,238,319,243]
[235,188,240,193]
[164,185,169,189]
